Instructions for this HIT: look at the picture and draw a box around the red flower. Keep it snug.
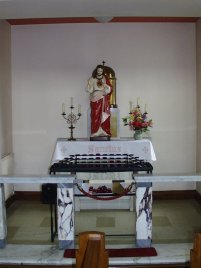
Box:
[122,106,153,133]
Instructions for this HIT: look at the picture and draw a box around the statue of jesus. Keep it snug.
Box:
[86,64,112,138]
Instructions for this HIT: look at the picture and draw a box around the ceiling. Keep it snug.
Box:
[1,0,201,24]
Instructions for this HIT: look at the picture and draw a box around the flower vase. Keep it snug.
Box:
[133,130,142,140]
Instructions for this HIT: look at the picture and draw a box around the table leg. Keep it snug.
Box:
[135,182,152,247]
[57,182,75,249]
[0,184,7,248]
[54,203,57,232]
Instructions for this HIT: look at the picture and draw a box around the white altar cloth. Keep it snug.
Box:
[51,138,156,164]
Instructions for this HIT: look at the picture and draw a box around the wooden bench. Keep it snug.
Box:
[190,232,201,268]
[76,231,108,268]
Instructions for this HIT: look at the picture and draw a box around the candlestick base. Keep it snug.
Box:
[90,136,110,141]
[68,137,76,141]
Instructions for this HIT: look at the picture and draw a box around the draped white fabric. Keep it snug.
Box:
[51,138,156,181]
[51,138,156,163]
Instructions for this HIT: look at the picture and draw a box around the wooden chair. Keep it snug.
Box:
[76,231,108,268]
[190,232,201,268]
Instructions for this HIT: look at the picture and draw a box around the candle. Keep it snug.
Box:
[129,101,133,112]
[78,104,81,114]
[137,97,139,106]
[62,103,65,113]
[145,104,147,113]
[70,97,73,106]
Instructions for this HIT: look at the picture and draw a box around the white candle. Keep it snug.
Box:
[129,101,133,112]
[70,97,73,106]
[137,97,139,106]
[78,104,81,114]
[145,104,147,113]
[62,103,65,113]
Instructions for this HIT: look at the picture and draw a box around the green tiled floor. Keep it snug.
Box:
[6,199,201,245]
[152,199,201,243]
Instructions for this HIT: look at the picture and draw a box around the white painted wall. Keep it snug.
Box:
[0,20,12,158]
[196,19,201,193]
[0,20,13,198]
[11,23,196,191]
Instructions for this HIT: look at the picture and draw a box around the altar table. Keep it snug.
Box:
[50,138,156,247]
[50,138,156,214]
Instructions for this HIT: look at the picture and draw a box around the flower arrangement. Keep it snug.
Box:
[122,103,153,134]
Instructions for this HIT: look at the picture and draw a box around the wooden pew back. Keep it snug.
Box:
[76,231,108,268]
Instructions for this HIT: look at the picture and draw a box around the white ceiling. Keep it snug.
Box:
[0,0,201,20]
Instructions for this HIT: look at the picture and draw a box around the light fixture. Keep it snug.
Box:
[95,16,113,23]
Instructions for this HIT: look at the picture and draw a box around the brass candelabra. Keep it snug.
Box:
[62,100,81,141]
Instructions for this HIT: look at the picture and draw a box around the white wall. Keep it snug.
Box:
[196,19,201,193]
[11,23,196,191]
[0,20,12,159]
[0,20,13,198]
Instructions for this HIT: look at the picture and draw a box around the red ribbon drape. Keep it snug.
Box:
[75,182,135,201]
